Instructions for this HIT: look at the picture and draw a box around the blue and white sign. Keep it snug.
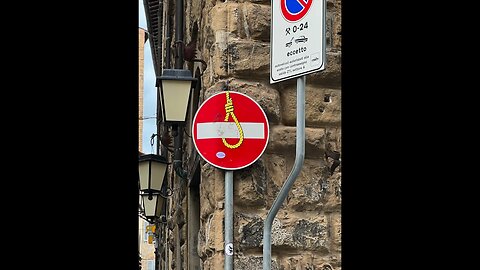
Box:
[270,0,326,83]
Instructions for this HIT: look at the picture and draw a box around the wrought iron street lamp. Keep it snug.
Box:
[139,154,168,195]
[140,193,166,221]
[139,154,168,222]
[156,69,197,125]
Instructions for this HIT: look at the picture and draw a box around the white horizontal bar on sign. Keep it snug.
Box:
[196,122,265,139]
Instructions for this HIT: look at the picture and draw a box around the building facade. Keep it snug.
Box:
[142,0,341,269]
[139,27,157,270]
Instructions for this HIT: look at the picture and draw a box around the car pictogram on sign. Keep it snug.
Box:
[294,35,308,43]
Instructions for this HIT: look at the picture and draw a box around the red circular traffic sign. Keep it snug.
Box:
[192,91,269,170]
[281,0,313,22]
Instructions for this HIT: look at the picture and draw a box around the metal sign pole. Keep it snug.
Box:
[263,76,306,269]
[225,170,234,270]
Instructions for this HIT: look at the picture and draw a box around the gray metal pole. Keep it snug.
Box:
[262,76,306,269]
[225,170,234,270]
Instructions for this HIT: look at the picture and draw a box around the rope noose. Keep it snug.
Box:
[222,91,244,149]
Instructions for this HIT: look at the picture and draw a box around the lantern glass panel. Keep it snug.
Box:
[142,194,158,218]
[162,80,192,122]
[138,155,167,192]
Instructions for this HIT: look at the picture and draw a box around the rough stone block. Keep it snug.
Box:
[209,40,229,77]
[213,211,225,251]
[288,158,330,211]
[238,214,329,252]
[281,86,341,126]
[278,255,338,270]
[200,162,226,205]
[264,154,287,208]
[207,2,270,41]
[333,13,342,49]
[290,218,329,251]
[238,0,271,4]
[197,222,208,259]
[329,212,341,253]
[200,162,216,219]
[237,3,271,41]
[213,168,226,202]
[202,252,224,270]
[326,0,342,49]
[323,171,341,210]
[208,4,230,33]
[199,209,225,255]
[233,158,267,207]
[209,39,270,79]
[267,125,326,159]
[325,127,341,150]
[227,40,270,78]
[235,255,280,270]
[307,51,341,88]
[238,215,263,248]
[266,125,294,153]
[204,79,281,124]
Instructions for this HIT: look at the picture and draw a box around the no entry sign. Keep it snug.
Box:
[192,91,269,170]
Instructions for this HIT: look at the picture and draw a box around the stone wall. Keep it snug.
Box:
[164,0,341,269]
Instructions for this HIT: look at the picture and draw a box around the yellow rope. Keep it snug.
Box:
[222,91,244,148]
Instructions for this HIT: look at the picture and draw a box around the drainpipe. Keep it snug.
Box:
[172,0,187,179]
[165,15,172,70]
[173,0,186,269]
[174,0,184,70]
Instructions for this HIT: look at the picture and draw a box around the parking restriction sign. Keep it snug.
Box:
[270,0,326,83]
[192,91,269,170]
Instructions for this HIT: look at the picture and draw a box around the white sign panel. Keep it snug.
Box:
[270,0,326,83]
